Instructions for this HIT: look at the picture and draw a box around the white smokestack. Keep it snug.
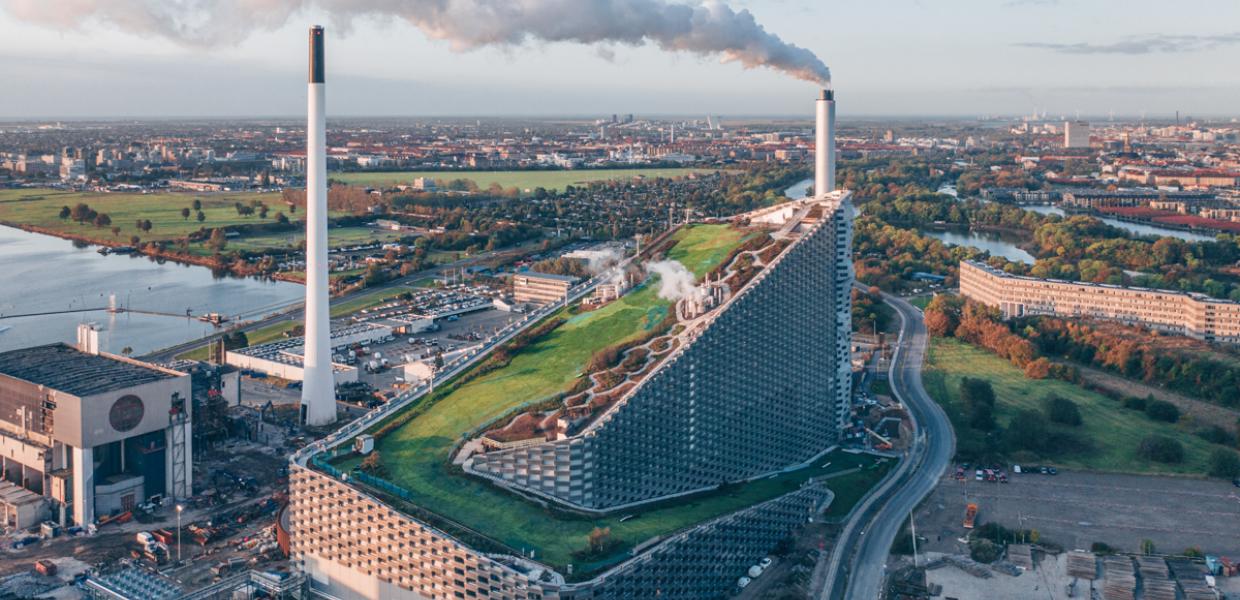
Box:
[815,88,835,197]
[301,25,335,427]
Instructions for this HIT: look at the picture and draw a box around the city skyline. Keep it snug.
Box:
[1,0,1239,119]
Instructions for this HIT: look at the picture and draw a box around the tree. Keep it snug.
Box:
[196,210,206,223]
[1044,395,1082,426]
[275,212,289,225]
[93,213,111,228]
[141,219,152,232]
[192,198,202,211]
[923,294,963,337]
[359,451,384,476]
[130,235,141,246]
[181,207,191,220]
[1138,435,1184,463]
[587,526,612,553]
[259,205,269,219]
[1005,409,1049,452]
[1208,449,1240,479]
[70,203,93,223]
[960,377,996,430]
[208,228,227,251]
[1145,400,1179,423]
[222,330,249,350]
[1141,539,1156,555]
[58,206,71,220]
[120,346,133,356]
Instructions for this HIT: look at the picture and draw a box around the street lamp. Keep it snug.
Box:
[175,504,184,563]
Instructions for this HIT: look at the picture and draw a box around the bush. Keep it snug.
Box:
[1091,542,1117,555]
[1144,400,1180,423]
[1207,448,1240,479]
[1044,395,1083,426]
[1122,396,1147,411]
[969,538,1002,563]
[1198,425,1237,447]
[1137,435,1184,463]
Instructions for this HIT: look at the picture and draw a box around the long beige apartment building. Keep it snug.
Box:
[959,260,1240,344]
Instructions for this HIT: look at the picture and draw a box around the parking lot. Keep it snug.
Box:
[917,469,1240,557]
[348,307,521,393]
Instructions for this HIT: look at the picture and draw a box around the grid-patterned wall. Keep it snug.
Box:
[472,202,854,509]
[290,467,555,600]
[292,464,830,600]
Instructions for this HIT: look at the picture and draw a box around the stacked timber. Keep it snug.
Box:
[1067,551,1099,580]
[1135,556,1168,579]
[1141,576,1177,600]
[1101,555,1136,600]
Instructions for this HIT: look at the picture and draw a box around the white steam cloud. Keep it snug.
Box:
[646,259,702,301]
[585,247,623,275]
[1,0,830,85]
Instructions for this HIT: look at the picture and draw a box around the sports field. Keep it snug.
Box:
[332,167,719,193]
[331,223,883,577]
[923,338,1220,474]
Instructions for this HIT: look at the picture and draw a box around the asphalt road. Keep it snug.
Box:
[818,292,955,600]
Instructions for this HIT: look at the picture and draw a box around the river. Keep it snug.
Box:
[0,225,302,355]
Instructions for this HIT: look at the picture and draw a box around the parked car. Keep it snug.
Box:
[737,577,751,589]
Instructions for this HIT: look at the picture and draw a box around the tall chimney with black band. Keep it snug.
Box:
[301,25,335,426]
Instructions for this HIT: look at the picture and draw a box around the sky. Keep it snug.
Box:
[1,0,1238,119]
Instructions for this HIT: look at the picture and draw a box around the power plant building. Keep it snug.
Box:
[0,333,191,527]
[512,272,579,305]
[288,77,856,598]
[960,260,1240,344]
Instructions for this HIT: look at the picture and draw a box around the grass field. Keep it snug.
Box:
[664,223,751,277]
[924,338,1219,474]
[225,225,405,254]
[0,188,279,243]
[909,295,932,310]
[332,167,720,193]
[338,224,878,576]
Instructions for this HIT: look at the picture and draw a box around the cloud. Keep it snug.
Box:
[0,0,831,84]
[1017,32,1240,55]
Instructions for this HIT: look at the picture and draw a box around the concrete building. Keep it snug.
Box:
[512,271,579,304]
[1064,121,1090,149]
[959,260,1240,344]
[0,335,191,526]
[225,323,391,382]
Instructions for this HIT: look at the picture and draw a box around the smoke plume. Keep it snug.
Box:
[646,260,702,301]
[1,0,830,84]
[585,247,624,275]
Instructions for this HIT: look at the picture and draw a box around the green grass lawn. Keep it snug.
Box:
[332,167,720,193]
[664,223,750,277]
[0,188,280,243]
[225,225,406,254]
[334,223,869,576]
[909,295,932,310]
[924,337,1219,475]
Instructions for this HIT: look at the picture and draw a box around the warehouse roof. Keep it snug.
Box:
[0,343,179,396]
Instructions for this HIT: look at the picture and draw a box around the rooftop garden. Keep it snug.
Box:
[320,222,883,579]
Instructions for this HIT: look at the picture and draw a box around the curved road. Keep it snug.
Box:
[819,292,955,599]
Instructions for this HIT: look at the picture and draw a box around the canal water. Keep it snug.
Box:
[0,225,302,355]
[920,228,1036,265]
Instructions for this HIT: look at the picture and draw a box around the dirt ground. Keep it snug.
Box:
[918,469,1240,558]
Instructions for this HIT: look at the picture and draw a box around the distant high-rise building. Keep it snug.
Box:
[1064,121,1091,149]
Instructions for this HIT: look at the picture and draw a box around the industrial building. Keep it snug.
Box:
[224,323,392,383]
[288,74,855,599]
[512,271,579,304]
[960,260,1240,344]
[0,326,192,527]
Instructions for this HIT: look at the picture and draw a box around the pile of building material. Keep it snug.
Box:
[1136,556,1168,579]
[1167,558,1214,600]
[1142,577,1177,600]
[1007,544,1034,570]
[1067,551,1099,580]
[926,554,993,579]
[1101,556,1136,600]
